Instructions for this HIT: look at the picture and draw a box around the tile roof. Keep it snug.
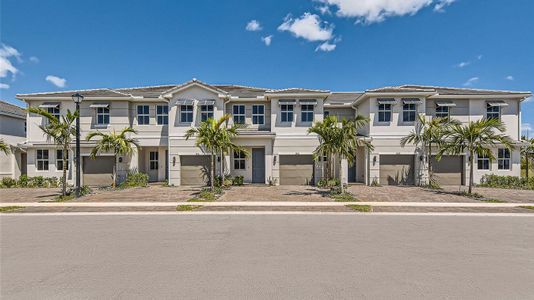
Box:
[16,88,130,98]
[0,100,26,118]
[266,87,330,94]
[325,92,363,104]
[369,85,531,96]
[214,85,268,98]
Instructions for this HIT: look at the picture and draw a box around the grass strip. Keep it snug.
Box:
[0,206,24,213]
[346,205,372,212]
[176,205,202,211]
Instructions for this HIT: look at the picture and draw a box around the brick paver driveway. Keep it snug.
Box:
[348,185,477,202]
[441,186,534,203]
[219,185,332,202]
[0,188,59,203]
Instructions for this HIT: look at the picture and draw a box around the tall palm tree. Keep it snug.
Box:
[185,114,246,190]
[438,118,514,194]
[308,115,373,193]
[521,136,534,178]
[86,127,140,187]
[0,139,10,155]
[217,115,246,180]
[28,107,78,196]
[401,115,458,185]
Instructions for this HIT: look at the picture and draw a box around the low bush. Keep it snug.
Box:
[317,178,340,189]
[1,177,17,188]
[479,174,534,190]
[188,187,223,202]
[1,175,59,188]
[17,174,29,187]
[232,176,244,186]
[119,171,149,188]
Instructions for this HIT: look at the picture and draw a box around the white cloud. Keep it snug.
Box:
[261,35,273,46]
[505,75,514,81]
[434,0,456,12]
[0,83,9,89]
[316,41,337,52]
[278,13,334,42]
[29,56,39,63]
[477,54,483,60]
[316,5,332,15]
[456,61,470,68]
[0,44,22,79]
[463,77,479,86]
[46,75,67,88]
[246,20,262,31]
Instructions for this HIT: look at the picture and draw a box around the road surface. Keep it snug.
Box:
[2,214,533,299]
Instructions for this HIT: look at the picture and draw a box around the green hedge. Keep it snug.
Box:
[119,171,149,188]
[479,174,534,190]
[1,175,59,188]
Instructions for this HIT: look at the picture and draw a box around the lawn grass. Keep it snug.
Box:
[0,206,24,213]
[176,205,202,211]
[346,204,372,212]
[480,199,507,203]
[54,194,75,202]
[331,192,357,202]
[520,206,534,210]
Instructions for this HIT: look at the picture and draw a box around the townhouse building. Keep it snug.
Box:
[0,100,26,179]
[14,79,531,187]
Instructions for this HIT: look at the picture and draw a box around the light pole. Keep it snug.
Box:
[72,93,84,197]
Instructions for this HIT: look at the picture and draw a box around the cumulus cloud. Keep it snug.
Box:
[0,44,22,79]
[278,13,334,42]
[316,5,332,15]
[261,35,273,46]
[246,20,262,31]
[315,41,337,52]
[463,77,479,87]
[46,75,67,88]
[434,0,456,12]
[505,75,514,81]
[0,83,9,89]
[29,56,39,63]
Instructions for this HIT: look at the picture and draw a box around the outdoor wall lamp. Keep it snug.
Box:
[273,155,277,165]
[373,156,377,166]
[173,156,176,166]
[419,155,424,162]
[118,157,123,163]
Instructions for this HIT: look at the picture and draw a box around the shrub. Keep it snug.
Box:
[120,171,149,188]
[232,176,244,186]
[1,177,17,188]
[317,177,340,188]
[31,176,45,187]
[479,174,534,190]
[17,175,29,187]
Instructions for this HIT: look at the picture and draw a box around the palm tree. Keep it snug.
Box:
[0,139,10,155]
[521,136,534,178]
[28,107,78,196]
[437,118,514,194]
[185,114,246,190]
[308,115,373,193]
[401,115,458,185]
[217,115,246,181]
[86,127,140,187]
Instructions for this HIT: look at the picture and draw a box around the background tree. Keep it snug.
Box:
[437,118,514,194]
[86,127,140,187]
[28,107,78,196]
[0,139,10,155]
[521,136,534,178]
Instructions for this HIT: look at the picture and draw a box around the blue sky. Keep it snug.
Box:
[1,0,533,132]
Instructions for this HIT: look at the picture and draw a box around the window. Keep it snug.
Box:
[281,104,294,122]
[180,105,193,123]
[498,148,511,170]
[435,106,450,119]
[477,153,490,170]
[487,104,500,120]
[47,106,60,121]
[56,150,68,171]
[137,105,150,125]
[402,104,416,122]
[156,105,168,125]
[233,105,245,124]
[301,105,314,122]
[96,107,110,125]
[149,151,159,170]
[200,105,214,122]
[252,105,264,125]
[378,104,392,122]
[233,150,246,170]
[36,149,49,171]
[324,110,330,118]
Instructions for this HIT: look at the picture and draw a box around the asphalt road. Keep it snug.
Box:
[1,214,534,299]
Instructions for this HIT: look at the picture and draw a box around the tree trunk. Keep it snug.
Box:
[527,152,529,179]
[427,142,432,184]
[62,145,68,196]
[339,155,344,193]
[469,151,474,194]
[112,155,117,188]
[210,153,215,191]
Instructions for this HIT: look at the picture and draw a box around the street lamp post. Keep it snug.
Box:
[72,93,84,197]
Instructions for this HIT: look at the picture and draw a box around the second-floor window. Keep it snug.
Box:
[486,104,500,120]
[56,149,68,171]
[324,110,330,118]
[180,105,193,123]
[137,105,150,125]
[201,105,214,122]
[378,104,392,122]
[234,150,246,170]
[36,149,49,171]
[149,151,159,170]
[252,105,264,125]
[477,153,490,170]
[301,105,314,122]
[96,107,110,125]
[498,148,511,170]
[402,104,416,122]
[47,106,60,121]
[435,106,450,119]
[281,104,294,122]
[156,105,168,125]
[233,105,245,124]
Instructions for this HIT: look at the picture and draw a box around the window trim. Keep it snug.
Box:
[137,105,150,125]
[200,104,214,122]
[156,105,168,125]
[149,151,159,170]
[36,149,49,171]
[233,104,245,124]
[233,150,246,170]
[47,106,60,122]
[497,148,511,170]
[486,104,501,120]
[96,106,110,125]
[435,106,450,120]
[378,103,392,122]
[402,103,417,122]
[301,104,314,123]
[281,104,294,123]
[252,105,265,125]
[180,105,194,123]
[477,153,491,170]
[56,149,68,171]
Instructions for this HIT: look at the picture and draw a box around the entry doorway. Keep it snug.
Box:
[252,148,265,184]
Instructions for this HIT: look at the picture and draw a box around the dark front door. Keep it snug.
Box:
[348,161,356,183]
[252,148,265,184]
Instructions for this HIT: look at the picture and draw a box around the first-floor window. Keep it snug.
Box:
[56,150,68,171]
[378,104,392,122]
[402,104,416,122]
[201,105,214,122]
[156,105,168,125]
[233,150,246,170]
[477,153,490,170]
[37,149,49,171]
[301,104,314,122]
[498,148,511,170]
[180,105,193,123]
[281,104,294,122]
[149,151,158,170]
[323,110,330,118]
[252,105,264,125]
[435,106,449,119]
[233,105,245,124]
[97,107,110,125]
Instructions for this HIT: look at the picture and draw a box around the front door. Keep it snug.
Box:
[348,161,356,183]
[148,151,159,182]
[252,148,265,184]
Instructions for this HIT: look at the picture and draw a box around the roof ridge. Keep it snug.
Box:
[213,84,270,90]
[400,84,532,94]
[16,87,126,97]
[114,83,179,91]
[266,87,330,93]
[0,100,25,109]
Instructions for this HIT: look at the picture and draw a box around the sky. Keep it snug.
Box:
[1,0,533,134]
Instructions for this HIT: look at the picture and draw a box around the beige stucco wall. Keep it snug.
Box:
[0,114,26,179]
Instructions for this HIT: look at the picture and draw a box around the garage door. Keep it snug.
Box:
[83,156,114,186]
[279,155,314,185]
[180,155,210,186]
[431,156,464,185]
[379,155,414,185]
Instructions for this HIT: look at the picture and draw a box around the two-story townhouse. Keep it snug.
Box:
[14,79,531,187]
[0,100,27,179]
